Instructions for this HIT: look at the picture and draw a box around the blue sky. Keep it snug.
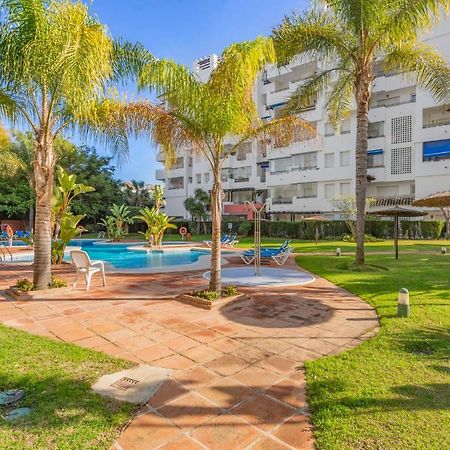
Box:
[85,0,307,183]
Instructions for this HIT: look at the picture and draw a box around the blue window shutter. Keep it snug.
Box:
[423,139,450,159]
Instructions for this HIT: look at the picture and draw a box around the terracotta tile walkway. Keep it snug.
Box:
[0,257,379,449]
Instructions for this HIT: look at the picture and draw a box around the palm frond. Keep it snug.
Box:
[115,101,207,169]
[326,72,355,128]
[112,39,154,82]
[272,9,356,66]
[230,116,316,154]
[138,58,204,110]
[378,0,449,44]
[384,42,450,102]
[283,69,335,115]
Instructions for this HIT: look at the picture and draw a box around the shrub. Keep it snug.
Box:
[191,285,238,300]
[12,278,35,292]
[342,233,383,242]
[49,277,67,288]
[238,220,252,236]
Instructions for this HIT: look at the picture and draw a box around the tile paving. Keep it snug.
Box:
[0,257,379,449]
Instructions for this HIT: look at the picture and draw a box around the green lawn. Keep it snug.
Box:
[296,252,450,450]
[0,326,137,449]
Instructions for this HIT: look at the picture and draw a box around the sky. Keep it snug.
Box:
[81,0,308,183]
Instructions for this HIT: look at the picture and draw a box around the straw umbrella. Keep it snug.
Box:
[300,215,329,244]
[367,206,427,259]
[413,191,450,238]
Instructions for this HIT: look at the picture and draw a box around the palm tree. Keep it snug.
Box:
[272,0,450,265]
[152,185,166,212]
[0,0,151,288]
[129,37,314,292]
[184,188,210,234]
[134,207,177,247]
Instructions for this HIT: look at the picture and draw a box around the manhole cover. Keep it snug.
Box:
[0,390,24,406]
[110,377,139,391]
[3,407,32,422]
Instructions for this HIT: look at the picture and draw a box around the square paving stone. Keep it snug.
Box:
[181,345,223,364]
[272,414,315,449]
[191,413,263,450]
[206,355,249,376]
[117,411,182,449]
[147,380,190,408]
[257,355,299,375]
[231,366,282,392]
[232,394,295,432]
[158,392,221,431]
[157,434,205,449]
[174,366,220,390]
[264,378,307,409]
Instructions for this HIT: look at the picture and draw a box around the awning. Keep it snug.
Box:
[267,102,286,110]
[368,149,383,155]
[423,139,450,159]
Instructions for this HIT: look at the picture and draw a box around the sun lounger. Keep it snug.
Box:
[240,240,293,266]
[203,234,229,247]
[223,234,239,247]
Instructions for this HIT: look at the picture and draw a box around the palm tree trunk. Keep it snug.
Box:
[209,161,222,292]
[33,137,55,289]
[355,77,371,266]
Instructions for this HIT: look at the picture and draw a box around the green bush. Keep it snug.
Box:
[12,277,67,291]
[191,285,238,300]
[12,278,35,292]
[238,220,252,236]
[49,277,67,288]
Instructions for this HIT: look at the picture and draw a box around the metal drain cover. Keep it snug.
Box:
[110,377,139,391]
[92,365,172,403]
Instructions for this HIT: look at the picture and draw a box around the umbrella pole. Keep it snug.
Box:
[394,215,399,259]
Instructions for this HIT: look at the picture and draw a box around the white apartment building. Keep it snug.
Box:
[156,18,450,221]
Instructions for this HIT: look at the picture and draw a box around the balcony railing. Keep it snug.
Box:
[370,98,416,109]
[272,197,294,204]
[423,119,450,129]
[234,177,250,183]
[168,185,184,190]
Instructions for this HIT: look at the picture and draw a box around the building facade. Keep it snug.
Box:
[156,19,450,221]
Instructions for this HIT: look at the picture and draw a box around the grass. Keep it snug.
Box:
[296,251,450,450]
[0,325,137,449]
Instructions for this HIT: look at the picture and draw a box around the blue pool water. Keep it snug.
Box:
[67,240,207,270]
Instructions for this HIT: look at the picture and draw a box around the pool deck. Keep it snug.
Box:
[0,256,379,450]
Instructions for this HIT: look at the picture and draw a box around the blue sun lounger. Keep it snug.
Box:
[240,240,292,265]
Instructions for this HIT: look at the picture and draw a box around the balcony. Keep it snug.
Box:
[155,169,165,181]
[223,202,265,219]
[271,197,293,205]
[423,105,450,128]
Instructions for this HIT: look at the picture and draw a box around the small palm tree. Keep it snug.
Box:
[273,0,450,265]
[99,204,134,242]
[152,185,166,211]
[134,207,177,247]
[0,0,151,288]
[126,37,314,292]
[184,189,211,234]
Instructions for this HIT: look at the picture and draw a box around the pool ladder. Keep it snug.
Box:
[0,246,13,262]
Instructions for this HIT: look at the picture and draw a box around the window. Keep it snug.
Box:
[204,173,210,183]
[292,152,317,170]
[340,182,351,195]
[325,122,335,137]
[196,174,201,184]
[340,151,351,167]
[423,139,450,161]
[271,157,291,173]
[368,121,384,139]
[297,182,318,198]
[324,153,334,168]
[367,149,384,168]
[391,116,412,144]
[340,119,351,134]
[324,183,335,199]
[391,147,412,174]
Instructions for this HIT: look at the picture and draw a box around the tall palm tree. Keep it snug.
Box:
[129,37,314,292]
[0,0,151,288]
[273,0,450,265]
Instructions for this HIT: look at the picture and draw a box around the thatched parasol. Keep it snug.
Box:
[412,191,450,208]
[299,215,330,244]
[367,206,427,259]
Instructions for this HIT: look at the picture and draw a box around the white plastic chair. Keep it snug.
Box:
[70,250,106,291]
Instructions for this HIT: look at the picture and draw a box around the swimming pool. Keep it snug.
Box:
[68,239,210,271]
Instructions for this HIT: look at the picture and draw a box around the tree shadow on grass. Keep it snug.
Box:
[0,373,137,444]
